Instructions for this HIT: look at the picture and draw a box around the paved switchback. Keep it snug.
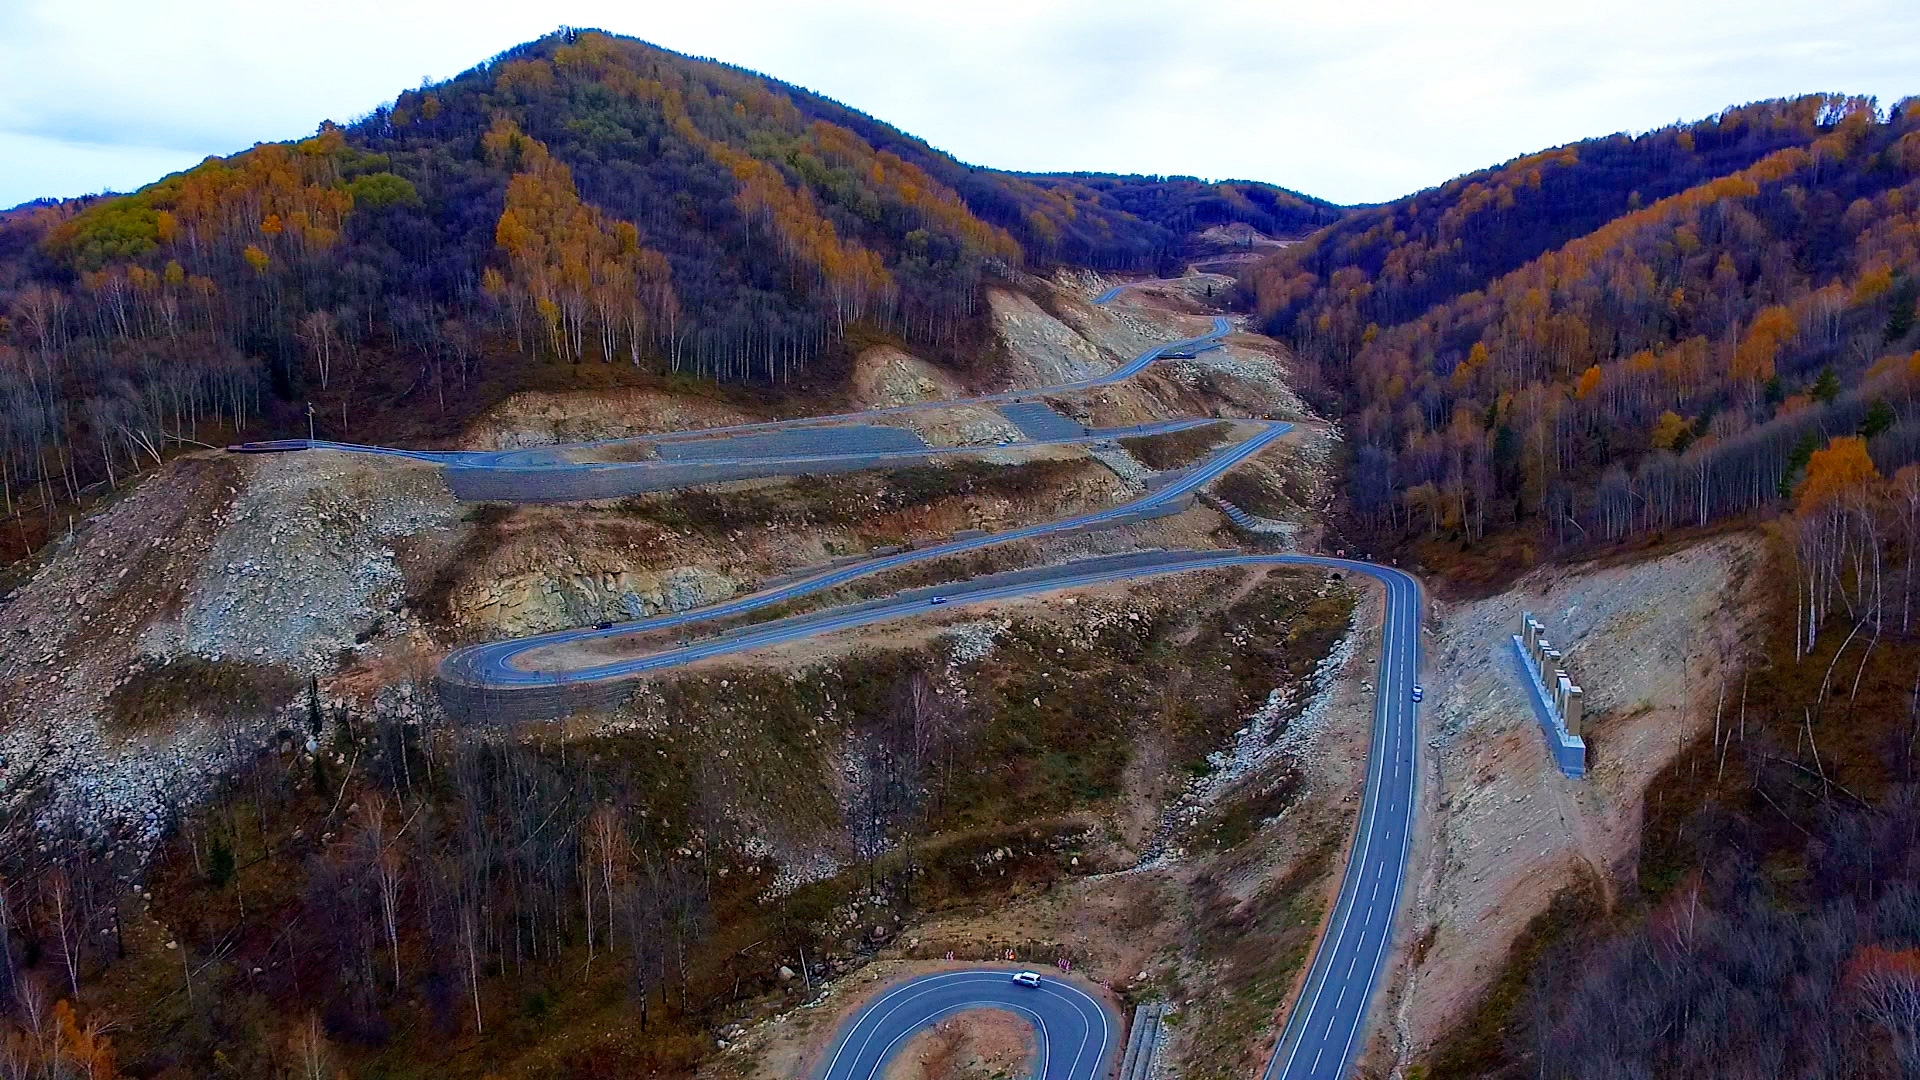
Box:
[435,421,1291,697]
[241,301,1424,1080]
[818,970,1118,1080]
[551,551,1422,1080]
[233,315,1232,476]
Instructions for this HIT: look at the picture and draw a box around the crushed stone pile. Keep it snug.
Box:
[142,451,459,669]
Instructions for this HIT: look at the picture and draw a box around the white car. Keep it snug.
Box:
[1411,685,1424,703]
[930,596,949,605]
[1011,971,1042,987]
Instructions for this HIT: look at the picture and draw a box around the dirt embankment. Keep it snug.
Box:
[0,448,460,848]
[851,345,1022,447]
[422,270,1319,646]
[459,384,763,449]
[1376,533,1767,1070]
[882,1010,1034,1080]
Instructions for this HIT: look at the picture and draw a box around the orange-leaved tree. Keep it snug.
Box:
[1793,435,1885,656]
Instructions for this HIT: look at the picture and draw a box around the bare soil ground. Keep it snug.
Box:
[0,449,459,849]
[459,384,762,449]
[881,1009,1035,1080]
[1370,532,1767,1072]
[426,455,1142,640]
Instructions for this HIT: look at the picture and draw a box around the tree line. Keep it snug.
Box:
[0,26,1340,562]
[1246,94,1920,555]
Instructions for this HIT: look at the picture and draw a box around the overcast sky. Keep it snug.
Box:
[3,0,1918,211]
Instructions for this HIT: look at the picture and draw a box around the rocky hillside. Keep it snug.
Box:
[0,268,1357,1079]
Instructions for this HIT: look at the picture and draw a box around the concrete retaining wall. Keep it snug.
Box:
[1118,1002,1169,1080]
[1511,624,1587,778]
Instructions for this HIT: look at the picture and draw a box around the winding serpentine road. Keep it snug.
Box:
[437,419,1292,688]
[241,302,1423,1079]
[818,969,1118,1080]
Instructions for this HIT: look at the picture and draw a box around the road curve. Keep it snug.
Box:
[817,969,1118,1080]
[438,421,1290,689]
[445,547,1423,1080]
[235,314,1234,472]
[1262,559,1421,1080]
[511,551,1422,1080]
[251,299,1423,1077]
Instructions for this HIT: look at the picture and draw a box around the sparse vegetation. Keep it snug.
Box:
[1437,528,1920,1077]
[1423,869,1608,1078]
[1120,422,1233,470]
[1196,769,1305,852]
[611,459,1095,539]
[1216,467,1299,519]
[107,657,299,732]
[1,566,1353,1078]
[1179,835,1341,1080]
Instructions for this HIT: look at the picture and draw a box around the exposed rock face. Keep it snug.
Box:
[989,288,1113,385]
[455,563,737,635]
[142,451,459,669]
[851,345,959,407]
[459,386,758,449]
[0,450,459,849]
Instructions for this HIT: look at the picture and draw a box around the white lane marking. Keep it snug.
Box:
[823,970,1116,1080]
[821,971,1020,1076]
[1270,570,1406,1080]
[1038,978,1114,1080]
[1321,576,1424,1080]
[860,1000,1051,1080]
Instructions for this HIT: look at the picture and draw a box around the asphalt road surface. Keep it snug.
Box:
[249,302,1424,1079]
[483,550,1421,1080]
[437,420,1291,689]
[234,315,1233,473]
[448,547,1422,1080]
[1261,560,1422,1080]
[817,969,1117,1080]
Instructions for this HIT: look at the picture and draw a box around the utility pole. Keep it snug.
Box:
[306,401,316,442]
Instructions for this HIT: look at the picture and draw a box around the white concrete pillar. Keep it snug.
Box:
[1564,685,1584,737]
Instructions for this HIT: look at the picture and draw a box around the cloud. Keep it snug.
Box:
[0,0,1916,210]
[0,132,208,207]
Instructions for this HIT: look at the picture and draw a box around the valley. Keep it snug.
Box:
[0,21,1915,1080]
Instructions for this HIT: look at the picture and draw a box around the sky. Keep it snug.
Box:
[3,0,1918,210]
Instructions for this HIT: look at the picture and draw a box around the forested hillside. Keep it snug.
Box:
[0,27,1337,560]
[1245,94,1920,565]
[1234,94,1920,1079]
[1011,172,1341,242]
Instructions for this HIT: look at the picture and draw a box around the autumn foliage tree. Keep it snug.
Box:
[483,117,677,365]
[0,27,1321,561]
[1254,94,1920,554]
